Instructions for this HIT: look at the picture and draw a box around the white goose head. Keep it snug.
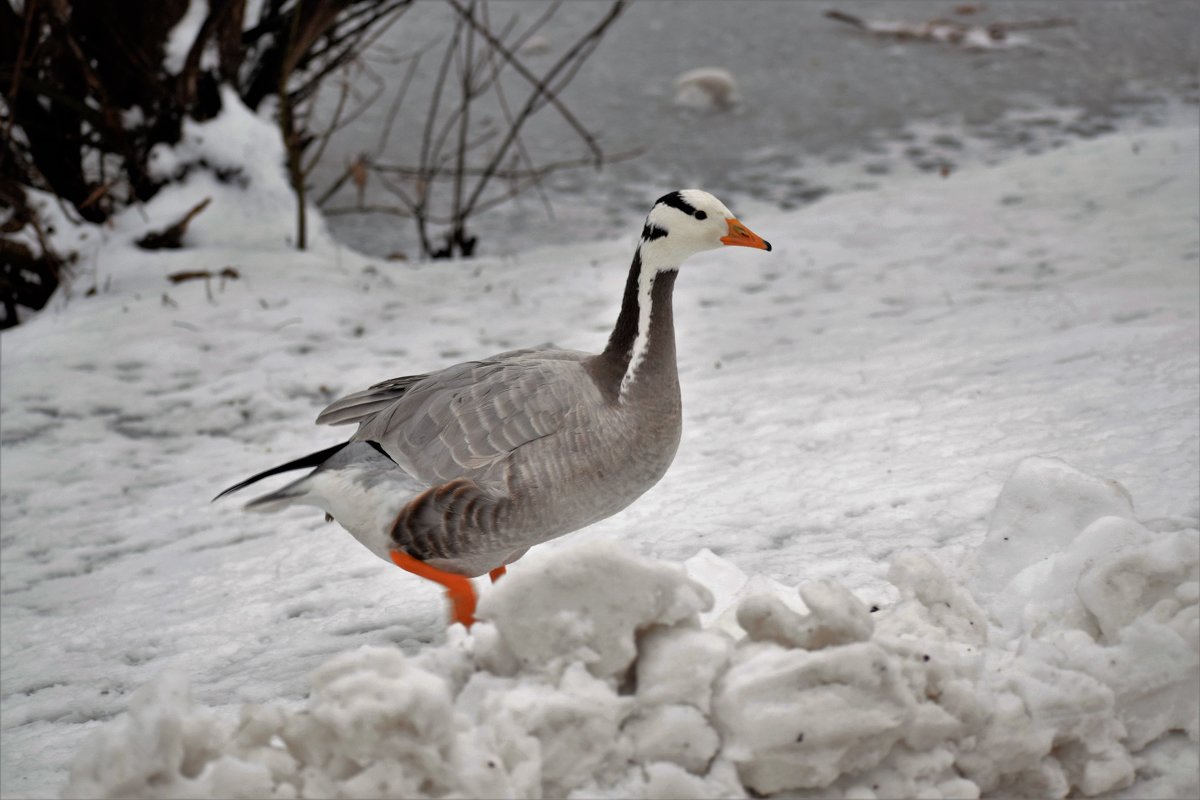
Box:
[601,190,771,401]
[638,189,772,269]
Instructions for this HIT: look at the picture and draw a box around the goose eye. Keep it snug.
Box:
[694,210,707,220]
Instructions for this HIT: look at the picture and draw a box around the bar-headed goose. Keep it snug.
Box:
[216,190,771,627]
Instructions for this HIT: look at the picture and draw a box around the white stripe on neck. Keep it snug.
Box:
[620,246,674,400]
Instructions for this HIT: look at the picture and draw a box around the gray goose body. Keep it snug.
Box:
[217,190,769,591]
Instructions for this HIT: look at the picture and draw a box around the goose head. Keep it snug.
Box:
[639,189,772,268]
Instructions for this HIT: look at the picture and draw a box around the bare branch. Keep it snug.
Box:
[455,0,628,222]
[479,0,554,218]
[375,45,425,153]
[323,203,415,219]
[371,148,644,181]
[302,75,353,177]
[445,0,626,168]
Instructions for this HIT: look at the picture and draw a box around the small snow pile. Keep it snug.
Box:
[137,86,333,254]
[673,67,740,111]
[62,460,1198,799]
[970,458,1200,756]
[10,86,329,314]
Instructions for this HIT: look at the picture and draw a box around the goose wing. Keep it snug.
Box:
[323,349,599,486]
[315,373,428,427]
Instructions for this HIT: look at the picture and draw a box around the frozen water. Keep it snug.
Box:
[307,1,1200,258]
[1,86,1198,796]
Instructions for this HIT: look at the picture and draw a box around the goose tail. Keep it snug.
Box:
[241,473,321,513]
[212,442,349,503]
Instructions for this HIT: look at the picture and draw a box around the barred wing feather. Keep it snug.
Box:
[330,350,598,486]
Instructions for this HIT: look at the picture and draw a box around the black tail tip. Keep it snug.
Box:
[212,485,238,503]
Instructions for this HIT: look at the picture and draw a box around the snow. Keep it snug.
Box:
[2,90,1198,797]
[144,86,333,252]
[52,479,1200,798]
[163,0,211,76]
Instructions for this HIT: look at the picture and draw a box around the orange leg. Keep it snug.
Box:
[489,565,507,583]
[389,550,476,628]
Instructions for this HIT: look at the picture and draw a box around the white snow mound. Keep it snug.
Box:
[62,459,1198,799]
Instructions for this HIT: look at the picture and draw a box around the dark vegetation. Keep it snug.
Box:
[0,0,627,328]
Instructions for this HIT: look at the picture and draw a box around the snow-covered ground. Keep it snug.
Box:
[1,92,1197,797]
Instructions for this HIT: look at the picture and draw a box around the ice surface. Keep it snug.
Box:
[312,3,1200,259]
[57,459,1199,799]
[2,91,1198,797]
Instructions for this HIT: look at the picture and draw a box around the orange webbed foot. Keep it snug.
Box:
[489,565,507,583]
[389,549,477,628]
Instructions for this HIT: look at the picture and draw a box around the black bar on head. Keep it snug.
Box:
[655,191,697,216]
[642,223,668,241]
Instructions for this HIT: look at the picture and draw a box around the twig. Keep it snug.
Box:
[998,18,1074,32]
[2,0,37,146]
[445,0,621,168]
[481,1,554,218]
[375,46,425,153]
[371,148,644,181]
[136,197,212,250]
[455,0,627,224]
[279,5,307,250]
[451,2,477,242]
[413,15,466,254]
[508,0,564,57]
[323,203,415,218]
[167,267,241,284]
[78,181,115,211]
[824,9,866,29]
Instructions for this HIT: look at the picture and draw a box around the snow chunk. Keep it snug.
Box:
[467,662,629,798]
[281,647,458,792]
[640,760,743,800]
[63,671,253,800]
[738,579,874,649]
[715,640,917,793]
[974,456,1135,599]
[477,538,713,678]
[1076,522,1199,643]
[636,626,731,713]
[673,67,740,110]
[625,704,719,773]
[883,552,989,646]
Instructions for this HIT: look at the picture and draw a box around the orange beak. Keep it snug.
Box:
[720,217,772,251]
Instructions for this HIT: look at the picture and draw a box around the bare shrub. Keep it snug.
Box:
[318,0,634,259]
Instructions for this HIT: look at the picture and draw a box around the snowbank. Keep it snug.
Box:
[3,85,1196,798]
[62,458,1198,799]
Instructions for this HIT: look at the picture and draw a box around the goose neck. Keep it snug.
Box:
[589,246,679,403]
